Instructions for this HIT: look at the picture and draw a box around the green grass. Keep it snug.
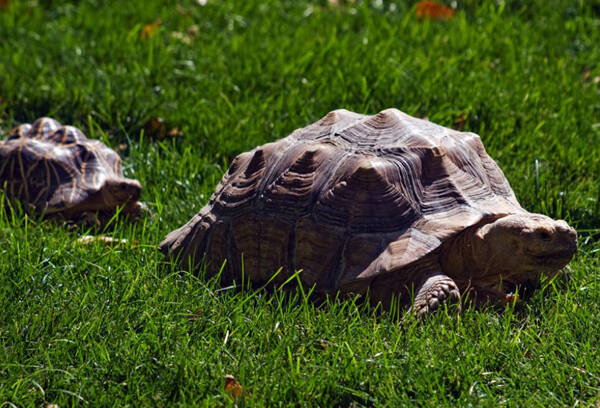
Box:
[1,0,600,406]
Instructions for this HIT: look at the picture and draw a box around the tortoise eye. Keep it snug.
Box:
[537,231,552,241]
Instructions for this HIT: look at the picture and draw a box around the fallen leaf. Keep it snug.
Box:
[187,24,199,37]
[416,1,455,20]
[581,68,600,85]
[504,292,520,306]
[188,308,203,321]
[582,67,591,82]
[142,117,182,140]
[327,0,357,6]
[171,25,198,44]
[170,31,192,44]
[143,116,167,139]
[176,4,190,15]
[116,143,128,153]
[454,113,467,130]
[0,0,8,8]
[168,128,183,137]
[224,374,244,400]
[77,235,129,246]
[140,19,162,40]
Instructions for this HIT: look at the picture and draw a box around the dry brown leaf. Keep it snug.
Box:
[176,4,189,15]
[143,116,167,139]
[504,292,520,306]
[582,67,591,83]
[171,25,198,44]
[327,0,357,6]
[143,117,182,140]
[187,24,199,37]
[581,68,599,85]
[168,128,183,137]
[77,235,129,246]
[224,374,244,400]
[116,143,128,153]
[0,0,9,8]
[140,19,162,40]
[188,308,203,321]
[170,31,192,44]
[453,113,467,130]
[416,1,455,20]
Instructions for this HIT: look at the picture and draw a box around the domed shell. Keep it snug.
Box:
[161,108,524,292]
[0,117,138,215]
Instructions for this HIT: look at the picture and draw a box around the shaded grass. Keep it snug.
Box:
[1,0,600,406]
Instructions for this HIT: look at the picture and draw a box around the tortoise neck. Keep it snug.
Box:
[439,224,487,286]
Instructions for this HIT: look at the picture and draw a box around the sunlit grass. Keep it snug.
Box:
[1,0,600,406]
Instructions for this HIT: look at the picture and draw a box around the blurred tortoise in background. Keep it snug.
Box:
[161,108,577,316]
[0,117,144,223]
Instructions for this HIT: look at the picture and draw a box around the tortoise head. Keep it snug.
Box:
[471,213,577,295]
[101,177,142,208]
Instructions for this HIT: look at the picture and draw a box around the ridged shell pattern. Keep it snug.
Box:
[161,108,524,292]
[0,117,128,213]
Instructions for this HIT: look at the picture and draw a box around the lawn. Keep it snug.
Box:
[1,0,600,406]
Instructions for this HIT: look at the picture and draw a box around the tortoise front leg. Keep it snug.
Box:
[409,273,461,317]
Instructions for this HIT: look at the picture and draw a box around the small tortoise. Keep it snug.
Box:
[161,109,577,315]
[0,117,143,221]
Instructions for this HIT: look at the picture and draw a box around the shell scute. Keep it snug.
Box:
[205,220,231,279]
[231,215,292,282]
[314,156,419,233]
[262,144,336,216]
[293,217,345,289]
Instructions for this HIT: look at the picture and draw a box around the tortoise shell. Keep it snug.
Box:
[161,108,524,294]
[0,117,141,217]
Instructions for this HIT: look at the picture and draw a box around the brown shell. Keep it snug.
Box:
[161,108,524,293]
[0,117,139,215]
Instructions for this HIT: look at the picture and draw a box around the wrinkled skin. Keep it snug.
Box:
[410,213,577,317]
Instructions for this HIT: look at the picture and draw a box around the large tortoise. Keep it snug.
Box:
[161,108,577,315]
[0,117,143,221]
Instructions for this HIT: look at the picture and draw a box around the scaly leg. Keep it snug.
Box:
[409,274,461,317]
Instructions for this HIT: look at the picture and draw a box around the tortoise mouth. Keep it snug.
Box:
[525,248,576,268]
[537,254,573,267]
[473,278,540,303]
[525,239,577,261]
[499,279,538,297]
